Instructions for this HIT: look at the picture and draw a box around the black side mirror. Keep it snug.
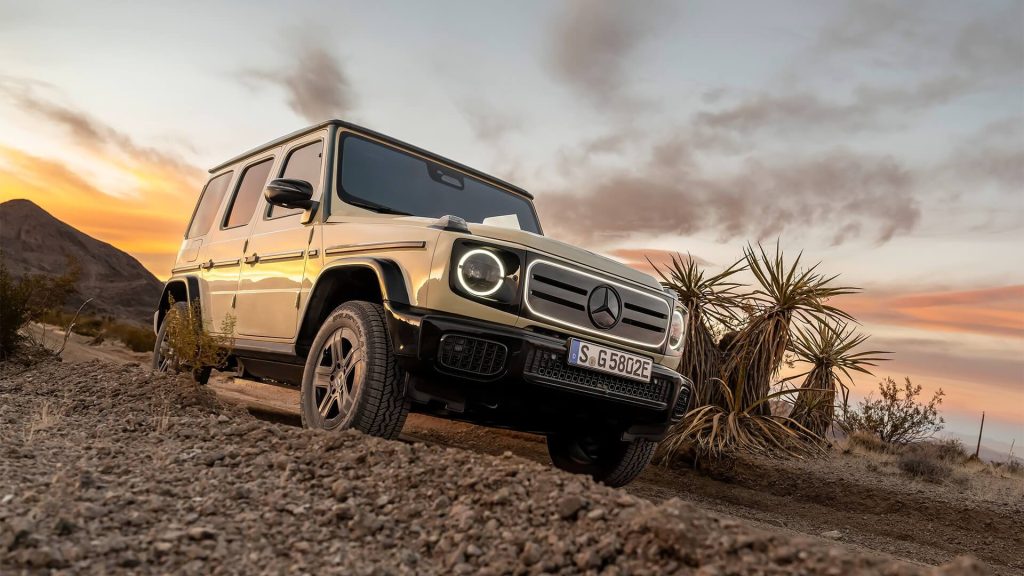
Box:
[265,178,319,224]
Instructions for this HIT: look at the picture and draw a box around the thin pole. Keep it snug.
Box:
[974,411,985,459]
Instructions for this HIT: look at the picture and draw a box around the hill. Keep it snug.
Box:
[0,198,162,324]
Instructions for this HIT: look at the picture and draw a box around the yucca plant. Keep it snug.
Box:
[784,321,888,437]
[721,243,858,416]
[659,378,828,460]
[651,253,746,407]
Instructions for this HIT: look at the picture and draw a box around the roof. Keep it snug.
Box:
[207,119,534,200]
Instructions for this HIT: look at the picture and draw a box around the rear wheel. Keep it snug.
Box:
[300,301,409,439]
[152,302,211,384]
[547,431,656,487]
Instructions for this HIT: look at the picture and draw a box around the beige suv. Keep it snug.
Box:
[154,120,691,486]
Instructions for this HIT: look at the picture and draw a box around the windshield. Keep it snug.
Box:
[337,134,542,234]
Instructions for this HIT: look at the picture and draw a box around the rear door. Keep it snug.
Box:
[234,134,326,339]
[203,153,278,333]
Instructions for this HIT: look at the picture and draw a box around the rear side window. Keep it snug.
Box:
[223,157,274,229]
[269,140,324,219]
[186,172,233,239]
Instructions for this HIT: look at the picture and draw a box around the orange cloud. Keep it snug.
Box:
[0,144,202,277]
[843,285,1024,339]
[606,248,711,276]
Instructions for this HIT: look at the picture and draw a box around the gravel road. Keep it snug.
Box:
[0,359,988,574]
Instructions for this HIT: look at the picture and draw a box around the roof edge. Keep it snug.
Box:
[207,120,534,200]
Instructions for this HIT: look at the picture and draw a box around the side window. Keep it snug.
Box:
[269,140,324,219]
[223,157,274,229]
[186,171,233,239]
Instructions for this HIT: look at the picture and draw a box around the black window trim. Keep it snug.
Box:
[221,154,276,231]
[185,170,235,239]
[264,137,325,221]
[334,131,543,234]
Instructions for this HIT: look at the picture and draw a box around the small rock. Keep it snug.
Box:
[187,527,217,540]
[520,541,542,565]
[586,508,606,520]
[820,530,842,540]
[557,495,586,519]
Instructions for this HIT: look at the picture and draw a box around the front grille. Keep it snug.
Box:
[523,347,672,408]
[438,334,508,376]
[524,259,672,348]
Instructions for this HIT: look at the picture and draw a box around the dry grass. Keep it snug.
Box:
[25,399,68,442]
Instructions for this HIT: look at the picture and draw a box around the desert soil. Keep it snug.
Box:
[0,345,1008,574]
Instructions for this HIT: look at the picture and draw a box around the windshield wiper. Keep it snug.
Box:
[348,198,412,216]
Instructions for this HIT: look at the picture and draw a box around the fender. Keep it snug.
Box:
[154,275,201,334]
[306,256,412,308]
[295,257,413,355]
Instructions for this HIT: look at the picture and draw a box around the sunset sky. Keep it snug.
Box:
[1,1,1021,449]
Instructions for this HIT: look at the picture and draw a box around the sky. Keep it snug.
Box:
[0,1,1021,450]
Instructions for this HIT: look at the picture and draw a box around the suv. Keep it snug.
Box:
[154,120,691,486]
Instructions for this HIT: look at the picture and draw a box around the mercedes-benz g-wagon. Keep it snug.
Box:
[153,120,691,486]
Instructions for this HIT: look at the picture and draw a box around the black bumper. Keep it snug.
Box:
[385,303,692,440]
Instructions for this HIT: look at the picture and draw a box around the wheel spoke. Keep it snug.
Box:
[330,334,344,368]
[318,387,337,418]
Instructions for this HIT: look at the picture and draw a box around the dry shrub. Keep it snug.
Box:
[844,377,945,444]
[847,430,889,453]
[897,445,954,483]
[163,298,234,381]
[0,256,77,357]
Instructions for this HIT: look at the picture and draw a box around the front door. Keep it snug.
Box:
[235,134,326,339]
[203,153,278,333]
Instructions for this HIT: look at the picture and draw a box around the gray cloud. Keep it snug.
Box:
[701,2,1023,138]
[459,99,519,143]
[0,78,198,174]
[246,41,355,123]
[547,0,675,111]
[537,135,919,245]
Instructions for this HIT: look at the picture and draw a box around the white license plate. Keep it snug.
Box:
[567,338,653,383]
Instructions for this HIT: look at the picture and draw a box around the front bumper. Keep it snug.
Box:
[385,303,692,440]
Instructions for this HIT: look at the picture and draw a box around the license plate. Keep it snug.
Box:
[567,338,653,383]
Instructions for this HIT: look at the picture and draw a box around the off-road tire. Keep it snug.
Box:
[547,433,656,487]
[300,301,409,439]
[152,302,211,385]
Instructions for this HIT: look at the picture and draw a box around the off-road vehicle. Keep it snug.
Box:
[154,120,691,486]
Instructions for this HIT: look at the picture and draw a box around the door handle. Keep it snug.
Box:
[243,253,259,265]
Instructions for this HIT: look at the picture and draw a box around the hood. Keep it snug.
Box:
[466,223,664,291]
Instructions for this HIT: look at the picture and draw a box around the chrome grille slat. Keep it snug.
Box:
[524,259,672,348]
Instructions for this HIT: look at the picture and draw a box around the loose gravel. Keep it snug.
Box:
[0,359,988,575]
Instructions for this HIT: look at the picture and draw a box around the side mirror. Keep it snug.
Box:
[265,178,319,224]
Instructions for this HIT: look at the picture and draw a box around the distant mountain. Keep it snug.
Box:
[0,199,162,325]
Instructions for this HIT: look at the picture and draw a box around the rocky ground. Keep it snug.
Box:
[0,357,991,575]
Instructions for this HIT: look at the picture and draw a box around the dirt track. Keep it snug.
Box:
[211,375,1020,575]
[0,358,991,575]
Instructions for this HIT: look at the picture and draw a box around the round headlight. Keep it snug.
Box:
[668,309,686,350]
[457,249,505,297]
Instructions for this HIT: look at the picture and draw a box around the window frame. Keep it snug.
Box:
[264,138,325,221]
[184,170,235,239]
[334,132,542,233]
[220,154,276,231]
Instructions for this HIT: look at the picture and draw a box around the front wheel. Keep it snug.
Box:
[299,301,409,439]
[547,431,656,487]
